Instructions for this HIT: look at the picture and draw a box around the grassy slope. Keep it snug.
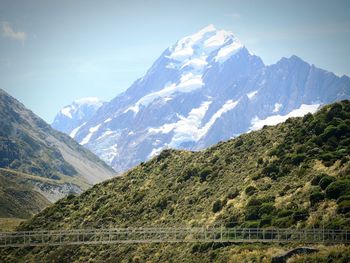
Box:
[1,101,350,262]
[0,170,50,220]
[0,218,25,231]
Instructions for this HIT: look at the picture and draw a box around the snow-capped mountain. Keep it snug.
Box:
[52,97,104,136]
[54,25,350,173]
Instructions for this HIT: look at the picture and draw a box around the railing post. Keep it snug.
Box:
[346,230,348,243]
[323,227,325,243]
[263,229,265,241]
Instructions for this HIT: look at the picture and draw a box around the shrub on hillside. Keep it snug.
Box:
[212,200,223,213]
[337,195,350,204]
[311,173,327,186]
[292,209,309,221]
[310,191,325,206]
[179,166,197,182]
[325,180,350,199]
[245,186,257,196]
[199,168,212,182]
[337,200,350,214]
[226,189,239,199]
[290,153,306,165]
[258,203,275,216]
[319,176,336,190]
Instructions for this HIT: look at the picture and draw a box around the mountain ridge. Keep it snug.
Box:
[52,25,350,174]
[0,88,116,202]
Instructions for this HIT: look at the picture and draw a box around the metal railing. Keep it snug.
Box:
[0,227,349,248]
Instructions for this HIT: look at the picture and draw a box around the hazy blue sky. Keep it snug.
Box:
[1,0,350,122]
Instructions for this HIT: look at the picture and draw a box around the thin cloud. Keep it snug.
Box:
[226,13,241,19]
[2,22,27,42]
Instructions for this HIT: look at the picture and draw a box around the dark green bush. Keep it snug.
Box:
[292,209,309,221]
[224,215,238,227]
[156,149,172,161]
[234,138,243,147]
[180,167,197,182]
[325,180,350,199]
[245,186,257,196]
[326,103,343,122]
[337,200,350,214]
[310,191,325,206]
[321,125,337,141]
[273,216,293,228]
[319,176,336,190]
[337,122,350,137]
[277,209,294,218]
[243,220,259,228]
[212,200,223,213]
[226,189,239,199]
[245,206,260,220]
[303,113,313,123]
[259,215,272,227]
[290,153,306,165]
[199,168,212,182]
[262,161,280,179]
[247,198,262,207]
[258,203,275,216]
[311,173,327,186]
[337,195,350,204]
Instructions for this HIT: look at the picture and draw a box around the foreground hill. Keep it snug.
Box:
[55,25,350,174]
[2,101,350,262]
[0,89,115,204]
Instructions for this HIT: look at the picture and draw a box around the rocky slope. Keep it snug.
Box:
[0,89,115,202]
[3,101,350,262]
[54,25,350,174]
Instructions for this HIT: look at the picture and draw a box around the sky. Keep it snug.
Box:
[1,0,350,123]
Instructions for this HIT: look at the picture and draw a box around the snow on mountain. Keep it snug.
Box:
[250,103,321,131]
[56,25,350,173]
[52,97,104,136]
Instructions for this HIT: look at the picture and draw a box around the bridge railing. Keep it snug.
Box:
[0,227,349,248]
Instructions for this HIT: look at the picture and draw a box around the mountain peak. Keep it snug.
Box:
[277,55,308,66]
[52,97,105,135]
[197,24,216,34]
[168,25,243,63]
[74,97,104,106]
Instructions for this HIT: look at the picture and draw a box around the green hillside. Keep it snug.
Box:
[0,170,50,219]
[1,100,350,262]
